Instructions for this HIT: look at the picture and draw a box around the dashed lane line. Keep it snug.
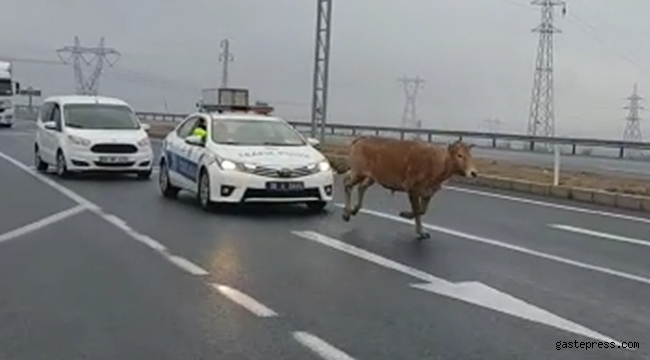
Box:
[0,150,203,277]
[166,255,210,276]
[210,284,278,317]
[443,186,650,224]
[0,150,364,359]
[549,224,650,249]
[293,331,357,360]
[0,205,88,245]
[335,204,650,287]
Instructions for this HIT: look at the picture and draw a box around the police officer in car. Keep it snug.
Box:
[191,119,207,142]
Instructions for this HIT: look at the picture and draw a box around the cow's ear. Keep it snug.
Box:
[468,143,475,149]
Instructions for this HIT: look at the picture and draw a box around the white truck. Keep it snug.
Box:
[0,60,19,128]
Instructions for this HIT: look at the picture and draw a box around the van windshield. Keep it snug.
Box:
[211,118,306,146]
[63,104,141,130]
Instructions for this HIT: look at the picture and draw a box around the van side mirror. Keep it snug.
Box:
[43,121,57,131]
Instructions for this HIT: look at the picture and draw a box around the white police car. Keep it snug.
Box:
[157,106,334,212]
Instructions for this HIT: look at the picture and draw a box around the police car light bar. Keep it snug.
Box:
[219,88,249,107]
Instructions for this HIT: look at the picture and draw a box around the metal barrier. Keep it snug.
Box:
[14,106,650,160]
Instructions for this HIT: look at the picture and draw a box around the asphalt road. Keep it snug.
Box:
[1,122,649,359]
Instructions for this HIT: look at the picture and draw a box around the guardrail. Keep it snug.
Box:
[15,106,650,160]
[133,111,650,160]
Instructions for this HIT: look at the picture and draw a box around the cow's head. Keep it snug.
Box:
[447,141,478,178]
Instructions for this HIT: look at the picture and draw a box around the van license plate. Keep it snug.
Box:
[99,156,130,163]
[266,181,304,191]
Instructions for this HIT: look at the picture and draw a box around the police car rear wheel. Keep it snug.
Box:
[198,169,213,211]
[159,161,179,198]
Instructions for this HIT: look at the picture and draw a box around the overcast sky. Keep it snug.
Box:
[2,0,649,140]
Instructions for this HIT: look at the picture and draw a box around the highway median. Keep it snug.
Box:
[146,122,650,214]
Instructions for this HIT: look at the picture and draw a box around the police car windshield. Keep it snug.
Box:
[211,118,306,146]
[63,104,141,130]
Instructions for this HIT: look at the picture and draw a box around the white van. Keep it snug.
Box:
[33,95,154,179]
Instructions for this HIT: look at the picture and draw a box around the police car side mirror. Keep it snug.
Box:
[185,135,205,147]
[306,137,320,148]
[141,123,151,131]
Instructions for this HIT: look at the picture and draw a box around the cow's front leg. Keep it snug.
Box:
[342,171,359,222]
[407,192,429,240]
[351,177,374,216]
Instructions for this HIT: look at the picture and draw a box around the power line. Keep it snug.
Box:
[219,39,234,88]
[623,83,643,142]
[484,118,502,133]
[56,36,120,96]
[0,55,310,108]
[527,0,566,138]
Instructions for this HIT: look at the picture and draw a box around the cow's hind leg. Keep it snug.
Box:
[399,193,433,219]
[342,171,364,222]
[407,192,430,240]
[350,177,375,216]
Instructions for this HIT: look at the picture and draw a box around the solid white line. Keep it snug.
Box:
[334,204,650,286]
[0,151,99,211]
[26,165,160,172]
[443,185,650,225]
[0,205,87,244]
[292,230,624,346]
[0,150,203,278]
[210,284,278,317]
[293,331,357,360]
[166,255,209,276]
[550,224,650,249]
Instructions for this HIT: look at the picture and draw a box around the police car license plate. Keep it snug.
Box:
[266,181,304,191]
[99,156,130,163]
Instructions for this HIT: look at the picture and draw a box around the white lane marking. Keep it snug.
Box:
[337,204,650,286]
[293,331,357,360]
[0,132,33,136]
[0,150,206,278]
[26,166,160,172]
[101,213,167,252]
[0,205,87,245]
[210,284,278,317]
[166,255,210,276]
[0,151,100,211]
[443,185,650,225]
[550,224,650,249]
[293,230,624,347]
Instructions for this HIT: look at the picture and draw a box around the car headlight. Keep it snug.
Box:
[137,137,150,147]
[318,160,331,172]
[219,159,237,171]
[67,135,91,146]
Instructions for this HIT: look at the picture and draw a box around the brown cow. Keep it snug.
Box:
[340,136,478,240]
